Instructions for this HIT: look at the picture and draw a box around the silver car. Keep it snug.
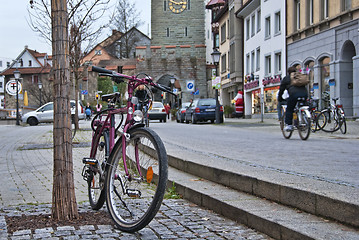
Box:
[22,100,85,126]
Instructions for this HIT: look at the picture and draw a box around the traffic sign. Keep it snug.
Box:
[5,79,22,96]
[186,80,195,92]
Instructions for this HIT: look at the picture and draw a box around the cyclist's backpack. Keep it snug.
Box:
[290,72,309,87]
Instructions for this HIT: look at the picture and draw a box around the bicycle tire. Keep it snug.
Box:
[339,117,347,134]
[105,127,168,232]
[298,111,311,140]
[311,110,324,132]
[280,115,292,139]
[319,110,338,132]
[88,130,109,210]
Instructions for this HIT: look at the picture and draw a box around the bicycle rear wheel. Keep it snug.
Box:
[311,110,325,132]
[105,127,168,232]
[88,130,109,210]
[298,112,311,140]
[280,115,292,139]
[319,110,338,132]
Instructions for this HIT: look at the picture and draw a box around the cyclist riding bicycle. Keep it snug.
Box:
[278,66,308,132]
[135,84,150,110]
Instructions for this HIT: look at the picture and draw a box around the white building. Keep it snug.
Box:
[0,57,12,109]
[237,0,286,118]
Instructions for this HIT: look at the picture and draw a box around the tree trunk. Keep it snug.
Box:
[51,0,79,220]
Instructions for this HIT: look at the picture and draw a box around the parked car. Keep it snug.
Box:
[148,101,167,122]
[22,100,85,126]
[176,102,191,123]
[185,98,223,124]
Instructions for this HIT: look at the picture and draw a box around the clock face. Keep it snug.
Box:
[168,0,187,13]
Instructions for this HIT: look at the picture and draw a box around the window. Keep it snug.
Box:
[230,43,235,73]
[246,54,250,75]
[265,16,271,38]
[307,0,314,25]
[215,33,219,48]
[320,0,328,20]
[265,54,271,76]
[257,10,261,33]
[166,28,170,37]
[256,48,260,71]
[29,60,32,67]
[295,0,300,30]
[251,14,255,37]
[221,22,226,43]
[251,51,255,73]
[221,53,227,73]
[229,8,235,38]
[274,11,281,34]
[342,0,351,11]
[0,61,2,67]
[246,18,250,40]
[164,1,166,11]
[188,0,190,10]
[275,51,282,74]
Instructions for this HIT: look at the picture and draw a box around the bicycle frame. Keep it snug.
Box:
[89,68,172,179]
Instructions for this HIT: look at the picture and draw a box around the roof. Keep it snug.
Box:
[1,65,51,76]
[206,0,226,9]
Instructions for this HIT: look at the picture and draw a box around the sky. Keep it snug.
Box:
[0,0,151,60]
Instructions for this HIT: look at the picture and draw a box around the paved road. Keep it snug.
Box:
[152,119,359,190]
[0,121,272,239]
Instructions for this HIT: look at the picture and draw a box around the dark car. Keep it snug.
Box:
[176,102,191,123]
[185,98,223,124]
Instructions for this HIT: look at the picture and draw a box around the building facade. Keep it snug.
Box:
[287,0,359,118]
[237,0,286,119]
[0,57,12,109]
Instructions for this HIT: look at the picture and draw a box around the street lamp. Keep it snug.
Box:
[38,81,43,106]
[13,69,21,126]
[211,49,221,124]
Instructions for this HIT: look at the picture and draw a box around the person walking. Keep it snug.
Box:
[278,66,308,131]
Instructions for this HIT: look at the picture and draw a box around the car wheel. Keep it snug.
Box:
[28,117,38,126]
[210,120,214,124]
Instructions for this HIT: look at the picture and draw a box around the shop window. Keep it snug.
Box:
[320,57,331,108]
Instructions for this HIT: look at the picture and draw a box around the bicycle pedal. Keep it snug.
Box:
[126,189,141,198]
[83,158,98,165]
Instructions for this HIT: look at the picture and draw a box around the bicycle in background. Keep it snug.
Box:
[82,66,173,232]
[280,97,312,140]
[317,97,347,134]
[308,97,326,132]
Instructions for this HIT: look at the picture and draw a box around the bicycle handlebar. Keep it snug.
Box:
[91,66,175,96]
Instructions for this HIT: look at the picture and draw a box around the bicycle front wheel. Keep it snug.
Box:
[280,115,292,139]
[88,130,109,210]
[105,127,168,232]
[298,112,311,140]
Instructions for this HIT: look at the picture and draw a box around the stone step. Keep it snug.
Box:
[167,165,359,240]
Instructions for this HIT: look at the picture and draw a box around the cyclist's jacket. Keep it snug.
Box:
[278,74,307,102]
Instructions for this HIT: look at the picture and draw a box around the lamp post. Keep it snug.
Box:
[170,76,175,107]
[211,49,221,124]
[38,81,43,106]
[13,69,21,125]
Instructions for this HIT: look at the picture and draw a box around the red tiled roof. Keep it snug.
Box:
[0,65,51,76]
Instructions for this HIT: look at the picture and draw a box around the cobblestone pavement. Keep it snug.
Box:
[0,123,272,239]
[1,201,272,240]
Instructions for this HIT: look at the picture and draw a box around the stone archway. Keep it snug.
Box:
[339,40,356,116]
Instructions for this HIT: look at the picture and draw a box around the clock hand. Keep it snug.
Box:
[169,0,180,5]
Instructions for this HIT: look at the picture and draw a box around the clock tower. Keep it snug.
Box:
[151,0,205,46]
